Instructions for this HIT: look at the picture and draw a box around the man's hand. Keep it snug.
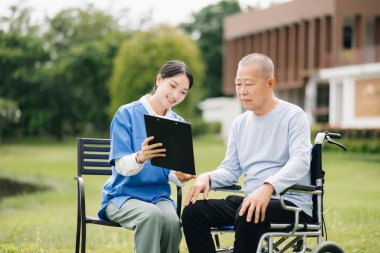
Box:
[238,183,274,223]
[175,171,195,182]
[184,173,211,206]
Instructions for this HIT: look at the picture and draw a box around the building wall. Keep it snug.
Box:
[318,62,380,128]
[355,78,380,118]
[198,97,242,143]
[221,0,380,127]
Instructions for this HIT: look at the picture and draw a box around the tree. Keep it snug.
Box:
[44,4,126,55]
[41,5,130,139]
[0,6,50,137]
[181,0,241,98]
[38,40,116,138]
[108,25,205,119]
[0,5,130,140]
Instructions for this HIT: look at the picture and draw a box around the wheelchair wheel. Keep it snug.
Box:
[312,241,344,253]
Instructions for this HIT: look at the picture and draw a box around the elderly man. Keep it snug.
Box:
[182,53,313,253]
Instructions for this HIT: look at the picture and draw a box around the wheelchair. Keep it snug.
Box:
[211,131,347,253]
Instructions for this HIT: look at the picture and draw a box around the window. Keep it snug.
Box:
[316,83,329,123]
[343,26,353,49]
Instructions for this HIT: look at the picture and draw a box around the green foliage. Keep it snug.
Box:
[321,137,380,153]
[0,243,36,253]
[0,98,21,124]
[311,126,380,153]
[190,118,221,136]
[41,40,116,137]
[44,4,123,56]
[40,5,130,139]
[0,5,130,140]
[1,1,239,140]
[0,7,50,138]
[108,25,205,118]
[181,0,241,98]
[0,98,21,142]
[0,224,37,253]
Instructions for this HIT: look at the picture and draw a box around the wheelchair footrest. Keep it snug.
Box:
[270,223,320,231]
[211,225,234,231]
[215,247,234,253]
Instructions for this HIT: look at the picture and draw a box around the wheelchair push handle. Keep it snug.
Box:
[324,132,347,151]
[325,132,341,139]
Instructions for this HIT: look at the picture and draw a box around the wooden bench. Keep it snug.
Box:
[74,137,182,253]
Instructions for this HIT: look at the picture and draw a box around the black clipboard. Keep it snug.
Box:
[144,114,196,175]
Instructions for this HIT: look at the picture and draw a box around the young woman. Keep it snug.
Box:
[99,60,195,253]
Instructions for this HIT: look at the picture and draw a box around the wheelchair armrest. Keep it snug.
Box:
[280,184,319,195]
[278,184,322,234]
[213,184,244,193]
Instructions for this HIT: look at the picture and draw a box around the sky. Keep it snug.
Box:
[1,0,291,27]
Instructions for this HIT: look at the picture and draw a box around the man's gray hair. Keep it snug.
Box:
[238,53,274,79]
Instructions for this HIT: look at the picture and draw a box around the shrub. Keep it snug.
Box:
[0,98,21,142]
[311,125,380,153]
[189,117,221,137]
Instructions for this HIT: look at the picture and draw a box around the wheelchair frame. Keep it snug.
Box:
[211,132,347,253]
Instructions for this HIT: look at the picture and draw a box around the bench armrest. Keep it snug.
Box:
[176,185,182,218]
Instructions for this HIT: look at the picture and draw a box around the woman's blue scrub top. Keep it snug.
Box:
[98,100,184,221]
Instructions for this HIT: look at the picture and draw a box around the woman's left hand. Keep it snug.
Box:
[175,171,195,182]
[138,136,166,163]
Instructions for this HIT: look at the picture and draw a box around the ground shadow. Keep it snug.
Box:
[0,177,50,201]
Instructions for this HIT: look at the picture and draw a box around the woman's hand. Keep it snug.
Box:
[184,173,211,206]
[137,136,166,163]
[175,171,195,182]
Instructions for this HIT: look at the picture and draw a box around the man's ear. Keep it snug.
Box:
[268,78,276,88]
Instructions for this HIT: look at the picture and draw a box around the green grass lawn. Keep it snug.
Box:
[0,134,379,252]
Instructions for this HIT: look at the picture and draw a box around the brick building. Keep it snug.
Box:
[222,0,380,128]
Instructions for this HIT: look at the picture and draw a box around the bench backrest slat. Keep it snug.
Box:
[77,137,112,176]
[81,169,112,175]
[82,146,110,152]
[83,161,110,167]
[82,138,110,145]
[83,154,109,160]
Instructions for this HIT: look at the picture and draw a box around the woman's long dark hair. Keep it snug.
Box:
[151,60,193,94]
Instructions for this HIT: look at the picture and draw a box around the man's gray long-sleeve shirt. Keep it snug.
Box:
[208,98,313,217]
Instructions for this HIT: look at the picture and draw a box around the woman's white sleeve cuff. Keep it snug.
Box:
[168,171,185,187]
[115,153,145,176]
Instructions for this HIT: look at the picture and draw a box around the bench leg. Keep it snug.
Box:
[81,221,86,253]
[75,215,81,253]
